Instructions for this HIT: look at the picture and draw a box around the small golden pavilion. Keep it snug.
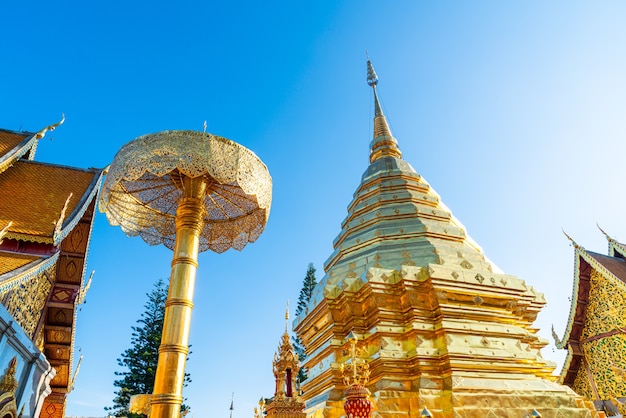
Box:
[0,121,103,418]
[555,230,626,416]
[292,61,600,417]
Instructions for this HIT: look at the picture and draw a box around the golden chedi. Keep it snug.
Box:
[293,60,598,417]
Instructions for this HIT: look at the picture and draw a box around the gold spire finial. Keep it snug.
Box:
[366,55,378,87]
[562,229,580,250]
[285,300,290,332]
[366,56,402,163]
[597,223,615,243]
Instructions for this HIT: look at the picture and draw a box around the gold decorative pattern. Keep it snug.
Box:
[0,357,18,393]
[556,241,626,350]
[264,312,306,418]
[570,269,626,399]
[340,338,370,387]
[293,60,596,417]
[99,130,272,253]
[3,266,53,338]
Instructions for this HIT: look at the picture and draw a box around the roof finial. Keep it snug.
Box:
[0,221,12,245]
[34,114,65,140]
[285,300,290,333]
[366,53,378,87]
[562,228,580,250]
[597,223,615,243]
[366,55,402,163]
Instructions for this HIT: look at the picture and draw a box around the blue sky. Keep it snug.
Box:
[2,1,626,417]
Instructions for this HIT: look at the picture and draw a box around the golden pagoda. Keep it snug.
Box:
[555,229,626,416]
[0,120,103,417]
[292,61,598,417]
[261,308,306,418]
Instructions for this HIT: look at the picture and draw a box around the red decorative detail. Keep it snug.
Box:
[51,287,77,303]
[286,368,293,397]
[0,238,56,256]
[343,385,373,418]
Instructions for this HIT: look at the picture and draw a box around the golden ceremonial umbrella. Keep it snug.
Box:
[100,130,272,418]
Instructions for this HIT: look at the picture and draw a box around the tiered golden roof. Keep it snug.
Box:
[0,122,103,418]
[0,161,99,243]
[0,253,38,275]
[293,60,598,417]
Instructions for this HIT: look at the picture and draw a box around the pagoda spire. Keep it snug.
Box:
[367,58,402,163]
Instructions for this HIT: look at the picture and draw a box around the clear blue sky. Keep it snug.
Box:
[2,1,626,417]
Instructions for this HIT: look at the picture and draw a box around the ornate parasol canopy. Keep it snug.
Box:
[99,130,272,253]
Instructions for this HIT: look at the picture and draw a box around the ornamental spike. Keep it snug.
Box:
[53,193,73,245]
[285,300,290,333]
[366,55,378,87]
[35,113,65,140]
[366,56,402,163]
[0,221,12,245]
[562,228,579,250]
[597,223,615,243]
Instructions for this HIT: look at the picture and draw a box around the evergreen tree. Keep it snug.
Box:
[293,263,317,386]
[105,279,191,417]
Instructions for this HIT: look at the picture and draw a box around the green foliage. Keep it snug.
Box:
[293,263,317,386]
[105,279,191,417]
[295,263,317,317]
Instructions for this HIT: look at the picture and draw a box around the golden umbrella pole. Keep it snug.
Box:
[100,130,273,418]
[151,176,207,418]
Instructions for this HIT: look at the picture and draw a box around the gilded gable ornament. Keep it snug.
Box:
[0,357,18,394]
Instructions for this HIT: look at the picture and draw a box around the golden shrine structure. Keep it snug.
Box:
[256,309,306,418]
[292,60,600,417]
[0,119,103,418]
[554,229,626,416]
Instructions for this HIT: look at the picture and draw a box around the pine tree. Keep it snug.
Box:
[293,263,317,386]
[105,279,191,417]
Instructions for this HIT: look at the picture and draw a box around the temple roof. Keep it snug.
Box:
[0,161,101,245]
[556,233,626,389]
[0,252,40,275]
[0,121,101,414]
[587,251,626,283]
[0,130,29,157]
[0,129,37,175]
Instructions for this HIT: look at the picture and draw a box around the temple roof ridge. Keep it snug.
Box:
[0,252,59,293]
[598,224,626,259]
[0,116,64,175]
[0,160,104,245]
